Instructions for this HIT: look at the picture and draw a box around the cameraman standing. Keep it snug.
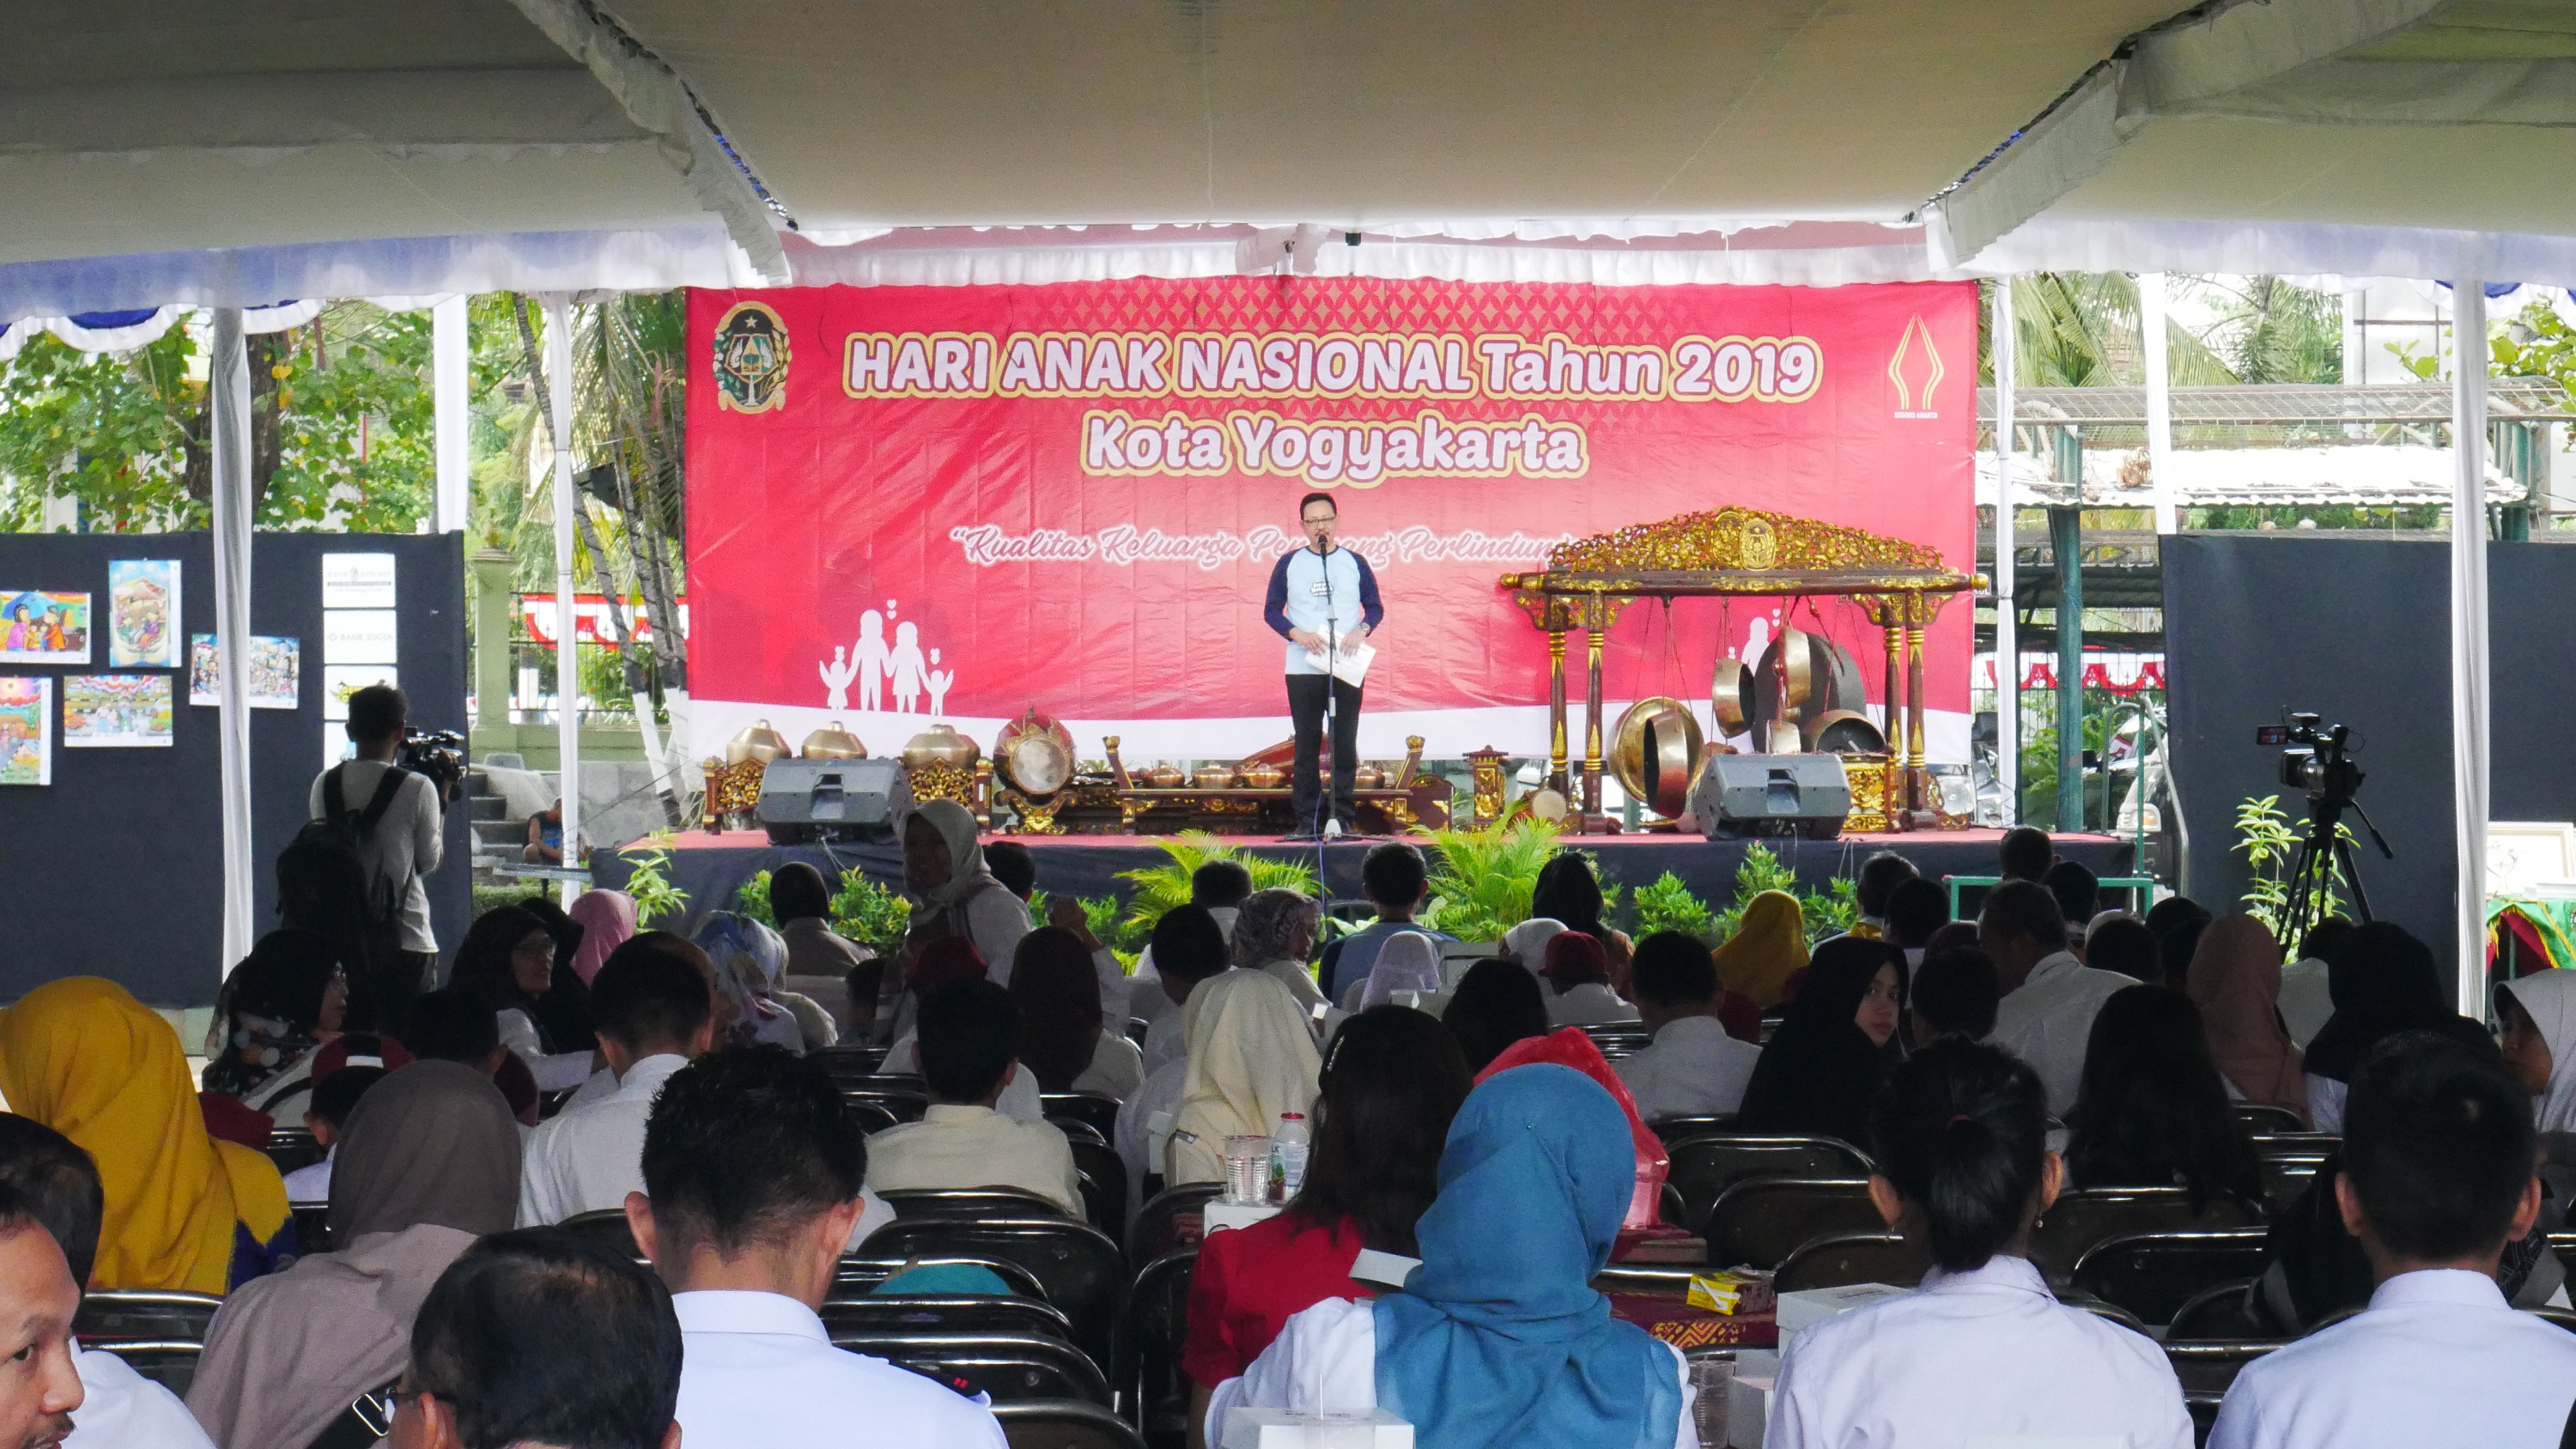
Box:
[300,684,453,1032]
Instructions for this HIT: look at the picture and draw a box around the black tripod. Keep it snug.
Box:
[2281,785,2393,942]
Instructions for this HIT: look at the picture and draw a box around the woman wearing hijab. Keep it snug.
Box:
[1232,888,1328,1014]
[203,930,347,1123]
[884,938,1048,1124]
[1714,890,1808,1010]
[1498,916,1567,975]
[693,912,806,1053]
[0,978,293,1293]
[451,904,597,1093]
[2499,970,2576,1160]
[567,889,637,985]
[1531,853,1634,989]
[517,894,600,1057]
[1443,961,1552,1074]
[902,798,1029,978]
[1354,931,1444,1011]
[1210,1063,1691,1449]
[1736,938,1905,1146]
[1540,932,1642,1027]
[2184,913,2308,1124]
[1170,971,1324,1185]
[2301,921,2493,1132]
[186,1060,519,1449]
[1011,926,1145,1096]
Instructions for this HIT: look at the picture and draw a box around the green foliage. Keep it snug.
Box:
[472,882,535,921]
[2190,275,2343,384]
[735,870,775,927]
[1709,843,1859,948]
[1113,834,1316,937]
[617,840,690,928]
[1027,891,1145,965]
[1631,871,1715,939]
[829,873,913,956]
[1413,820,1567,942]
[2235,794,2351,939]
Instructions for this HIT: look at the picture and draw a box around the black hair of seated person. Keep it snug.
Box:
[405,988,502,1065]
[1910,947,2001,1042]
[2041,860,2099,928]
[0,1116,101,1287]
[589,939,715,1056]
[1884,876,1952,950]
[2081,917,2159,985]
[409,1228,682,1449]
[307,1066,390,1131]
[1191,858,1255,908]
[983,841,1037,901]
[1290,1006,1473,1257]
[1856,851,1920,919]
[770,861,834,924]
[1978,878,2069,955]
[639,1045,864,1262]
[1997,825,2053,882]
[1360,842,1431,911]
[916,979,1022,1104]
[2142,894,2212,943]
[2063,985,2262,1212]
[1529,852,1607,938]
[1151,905,1231,987]
[1870,1037,2050,1273]
[2343,1030,2538,1263]
[1629,931,1719,1010]
[2298,913,2357,964]
[2158,915,2210,993]
[1441,959,1551,1075]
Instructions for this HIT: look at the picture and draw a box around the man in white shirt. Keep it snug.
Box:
[519,943,714,1226]
[0,1117,210,1449]
[303,683,452,1030]
[866,979,1083,1214]
[1130,861,1250,1032]
[1984,879,2137,1115]
[2209,1034,2576,1448]
[1614,932,1761,1123]
[624,1047,1006,1449]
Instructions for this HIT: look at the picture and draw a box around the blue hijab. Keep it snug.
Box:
[1372,1063,1682,1449]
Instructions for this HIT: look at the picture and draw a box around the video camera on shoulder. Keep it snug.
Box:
[398,728,468,790]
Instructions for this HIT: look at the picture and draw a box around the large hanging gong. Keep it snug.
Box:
[1611,696,1706,818]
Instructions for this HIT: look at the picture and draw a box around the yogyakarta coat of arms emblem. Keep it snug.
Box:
[713,300,790,413]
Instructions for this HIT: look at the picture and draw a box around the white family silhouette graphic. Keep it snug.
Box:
[819,601,955,715]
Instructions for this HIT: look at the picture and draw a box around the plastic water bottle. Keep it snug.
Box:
[1270,1113,1310,1202]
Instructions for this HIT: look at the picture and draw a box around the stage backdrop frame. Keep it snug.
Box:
[0,531,467,1007]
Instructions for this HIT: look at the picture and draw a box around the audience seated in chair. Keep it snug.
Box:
[519,943,715,1226]
[1232,888,1329,1016]
[1530,851,1634,995]
[0,979,292,1293]
[2078,917,2159,988]
[2275,916,2354,1050]
[1010,928,1145,1098]
[1766,1039,2191,1448]
[1210,1063,1691,1449]
[1984,880,2138,1116]
[453,905,598,1094]
[0,1117,212,1449]
[769,864,869,1048]
[2300,923,2494,1135]
[1537,932,1641,1028]
[1182,1006,1473,1449]
[626,1046,1005,1449]
[398,1228,683,1449]
[2185,916,2312,1127]
[1884,876,1951,979]
[1613,931,1762,1122]
[882,938,1045,1124]
[1997,825,2054,883]
[1712,890,1807,1012]
[2208,1032,2576,1448]
[199,930,348,1125]
[1907,948,1999,1047]
[1167,972,1321,1187]
[0,1179,84,1449]
[1735,939,1905,1147]
[191,1061,519,1449]
[2043,861,2099,952]
[1440,960,1552,1076]
[2063,986,2265,1210]
[1319,844,1455,1005]
[277,1053,390,1204]
[1129,861,1252,1038]
[1118,906,1236,1193]
[864,980,1082,1215]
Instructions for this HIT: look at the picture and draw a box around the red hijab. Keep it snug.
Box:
[908,936,987,995]
[1541,932,1611,991]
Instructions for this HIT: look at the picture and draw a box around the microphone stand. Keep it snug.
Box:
[1316,550,1339,874]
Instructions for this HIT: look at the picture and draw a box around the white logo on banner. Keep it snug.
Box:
[820,601,956,714]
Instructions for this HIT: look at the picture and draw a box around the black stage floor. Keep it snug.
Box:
[593,828,2139,937]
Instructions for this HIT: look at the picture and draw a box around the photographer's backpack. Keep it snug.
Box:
[279,763,412,978]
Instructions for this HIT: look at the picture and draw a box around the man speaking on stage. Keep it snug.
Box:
[1265,492,1383,840]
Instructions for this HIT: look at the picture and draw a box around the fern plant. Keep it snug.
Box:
[734,869,775,927]
[1413,819,1565,942]
[617,837,690,928]
[1709,842,1859,947]
[829,873,913,956]
[1631,871,1716,940]
[1114,834,1316,937]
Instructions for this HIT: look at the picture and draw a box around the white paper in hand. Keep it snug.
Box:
[1330,641,1374,688]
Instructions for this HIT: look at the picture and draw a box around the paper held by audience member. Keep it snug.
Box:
[1304,639,1375,688]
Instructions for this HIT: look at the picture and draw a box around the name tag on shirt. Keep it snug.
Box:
[1309,580,1331,595]
[1349,1248,1420,1288]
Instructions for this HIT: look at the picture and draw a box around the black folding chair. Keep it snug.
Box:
[1044,1093,1125,1142]
[882,1188,1072,1221]
[822,1294,1073,1344]
[1054,1119,1109,1147]
[861,1216,1129,1383]
[2228,1104,2306,1136]
[844,1098,902,1137]
[265,1126,325,1175]
[1127,1182,1221,1266]
[1648,1115,1736,1144]
[290,1203,332,1256]
[845,1088,931,1124]
[557,1207,645,1261]
[82,1340,200,1397]
[992,1398,1151,1449]
[1067,1139,1128,1237]
[2162,1341,2287,1405]
[833,1255,1050,1303]
[2027,1187,2263,1286]
[1126,1249,1198,1446]
[1577,1024,1650,1059]
[2071,1229,2271,1328]
[1774,1231,1930,1293]
[832,1333,1112,1407]
[76,1290,222,1344]
[810,1045,893,1079]
[1700,1178,1881,1270]
[2166,1280,2268,1342]
[1663,1135,1874,1229]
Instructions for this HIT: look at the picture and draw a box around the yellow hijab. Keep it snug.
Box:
[0,977,289,1292]
[1170,970,1322,1185]
[1713,891,1809,1009]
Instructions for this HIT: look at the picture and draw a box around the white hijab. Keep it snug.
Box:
[1169,970,1321,1184]
[1503,917,1567,975]
[2506,969,2576,1134]
[1360,931,1443,1008]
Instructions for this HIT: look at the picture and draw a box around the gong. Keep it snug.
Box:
[1710,658,1754,738]
[995,706,1076,797]
[1612,696,1706,818]
[1752,628,1867,749]
[1805,708,1888,755]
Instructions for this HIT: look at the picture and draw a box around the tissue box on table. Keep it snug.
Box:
[1775,1283,1911,1346]
[1221,1409,1413,1449]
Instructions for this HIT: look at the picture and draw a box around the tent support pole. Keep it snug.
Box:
[211,307,256,975]
[544,294,582,906]
[2451,281,2491,1015]
[1991,280,2020,826]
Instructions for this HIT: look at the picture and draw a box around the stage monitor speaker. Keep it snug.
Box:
[758,757,913,843]
[1690,753,1851,840]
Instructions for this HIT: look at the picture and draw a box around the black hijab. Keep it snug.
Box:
[1736,937,1905,1145]
[2301,921,2490,1082]
[515,894,598,1052]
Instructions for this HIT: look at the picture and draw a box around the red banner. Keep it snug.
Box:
[684,277,1977,761]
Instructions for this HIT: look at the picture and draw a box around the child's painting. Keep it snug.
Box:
[63,674,173,748]
[0,591,89,664]
[189,635,301,709]
[0,677,51,784]
[106,561,180,668]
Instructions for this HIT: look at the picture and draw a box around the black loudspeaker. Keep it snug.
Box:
[1689,754,1852,840]
[758,757,914,843]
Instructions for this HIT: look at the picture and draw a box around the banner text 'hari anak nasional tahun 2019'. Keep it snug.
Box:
[683,276,1975,760]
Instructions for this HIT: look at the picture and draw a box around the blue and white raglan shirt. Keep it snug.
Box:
[1264,545,1384,676]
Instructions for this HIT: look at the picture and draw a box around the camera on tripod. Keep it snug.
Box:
[2254,713,2363,803]
[398,728,468,791]
[2251,710,2391,934]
